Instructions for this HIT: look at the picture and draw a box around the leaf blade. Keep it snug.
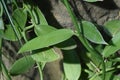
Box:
[104,20,120,37]
[31,48,60,62]
[79,21,107,44]
[102,31,120,57]
[63,50,81,80]
[19,29,74,53]
[9,56,35,76]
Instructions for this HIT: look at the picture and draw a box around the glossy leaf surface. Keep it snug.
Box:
[19,29,74,53]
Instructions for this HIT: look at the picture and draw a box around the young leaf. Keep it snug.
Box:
[19,29,74,53]
[102,31,120,57]
[104,20,120,37]
[9,56,35,76]
[63,50,81,80]
[34,25,56,36]
[31,48,60,62]
[12,8,27,30]
[79,21,107,44]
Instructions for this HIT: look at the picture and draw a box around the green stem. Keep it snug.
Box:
[36,62,43,80]
[22,27,44,80]
[90,61,100,72]
[23,3,37,25]
[1,61,12,80]
[62,0,106,80]
[24,24,34,31]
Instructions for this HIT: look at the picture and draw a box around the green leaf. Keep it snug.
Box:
[56,38,77,50]
[0,30,4,39]
[34,25,77,50]
[113,75,120,80]
[34,7,48,25]
[9,56,35,76]
[84,0,103,2]
[4,25,22,41]
[19,29,74,53]
[63,50,81,80]
[31,48,60,62]
[0,17,4,30]
[104,71,114,80]
[34,25,56,36]
[89,73,102,80]
[104,20,120,37]
[12,8,27,30]
[86,52,102,69]
[102,31,120,57]
[110,58,120,62]
[79,21,107,44]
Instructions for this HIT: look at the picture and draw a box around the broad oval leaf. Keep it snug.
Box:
[18,29,74,53]
[102,31,120,57]
[63,50,81,80]
[9,56,35,76]
[31,48,60,62]
[79,21,107,44]
[12,8,27,30]
[34,25,56,36]
[84,0,103,2]
[104,20,120,37]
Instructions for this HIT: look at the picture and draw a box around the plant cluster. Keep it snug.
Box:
[0,0,120,80]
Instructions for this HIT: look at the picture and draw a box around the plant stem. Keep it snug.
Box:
[1,61,12,80]
[62,0,106,80]
[21,13,44,80]
[36,62,43,80]
[24,24,34,31]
